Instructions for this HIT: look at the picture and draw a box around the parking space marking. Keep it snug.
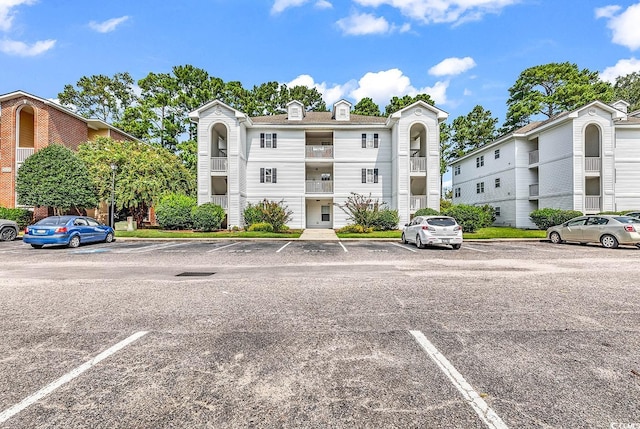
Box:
[390,242,417,253]
[410,330,508,429]
[206,242,239,253]
[117,242,186,254]
[339,242,348,252]
[463,245,489,253]
[276,241,291,253]
[0,331,149,425]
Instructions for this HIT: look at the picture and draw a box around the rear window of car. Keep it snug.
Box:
[426,217,456,227]
[614,216,640,224]
[36,217,62,225]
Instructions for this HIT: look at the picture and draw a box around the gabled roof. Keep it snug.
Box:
[188,99,251,124]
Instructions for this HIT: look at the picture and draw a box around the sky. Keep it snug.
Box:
[1,0,640,186]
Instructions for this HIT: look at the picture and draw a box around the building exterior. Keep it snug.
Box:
[450,100,640,228]
[0,90,137,216]
[190,99,448,229]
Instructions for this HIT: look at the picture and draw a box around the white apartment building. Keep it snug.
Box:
[189,99,448,229]
[451,100,640,229]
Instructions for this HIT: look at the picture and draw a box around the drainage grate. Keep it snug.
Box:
[176,272,216,277]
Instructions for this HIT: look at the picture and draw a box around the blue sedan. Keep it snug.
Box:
[23,216,115,249]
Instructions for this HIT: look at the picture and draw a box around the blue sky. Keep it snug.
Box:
[1,0,639,127]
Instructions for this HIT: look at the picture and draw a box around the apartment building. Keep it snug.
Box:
[451,100,640,228]
[190,99,448,229]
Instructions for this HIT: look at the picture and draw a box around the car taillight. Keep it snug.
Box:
[24,227,29,234]
[624,225,636,232]
[421,226,436,231]
[453,225,462,231]
[55,227,67,233]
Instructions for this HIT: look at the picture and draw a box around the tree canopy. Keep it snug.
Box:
[614,71,640,112]
[384,94,435,116]
[353,97,382,116]
[16,144,98,214]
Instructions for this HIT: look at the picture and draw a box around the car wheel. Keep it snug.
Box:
[549,231,562,244]
[600,234,618,249]
[68,235,81,248]
[104,232,114,243]
[636,243,640,249]
[31,244,43,249]
[452,244,461,250]
[0,227,17,241]
[416,234,424,249]
[401,233,407,244]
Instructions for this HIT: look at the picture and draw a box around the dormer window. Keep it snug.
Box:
[333,100,352,121]
[287,100,304,121]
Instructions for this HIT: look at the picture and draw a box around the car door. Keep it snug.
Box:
[562,218,587,241]
[73,218,94,242]
[583,217,608,242]
[406,217,421,243]
[86,217,105,241]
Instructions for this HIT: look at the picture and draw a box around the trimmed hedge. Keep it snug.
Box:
[370,209,399,231]
[336,224,373,233]
[191,203,225,231]
[247,222,274,232]
[155,194,196,230]
[243,199,293,232]
[0,207,32,228]
[414,207,440,216]
[529,208,583,230]
[441,204,494,233]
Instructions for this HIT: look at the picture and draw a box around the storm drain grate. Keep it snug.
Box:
[176,272,216,277]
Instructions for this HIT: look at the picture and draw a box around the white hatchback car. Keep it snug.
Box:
[402,215,463,250]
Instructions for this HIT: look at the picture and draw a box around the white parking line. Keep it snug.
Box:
[410,330,508,429]
[390,242,417,253]
[0,331,149,425]
[117,242,186,254]
[206,242,239,253]
[276,241,291,253]
[463,245,489,253]
[339,242,348,252]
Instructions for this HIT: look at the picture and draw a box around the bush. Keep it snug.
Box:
[247,222,274,232]
[0,207,32,228]
[243,199,293,232]
[335,193,395,229]
[155,193,196,230]
[442,204,494,233]
[371,209,399,231]
[336,224,373,233]
[243,203,263,227]
[529,208,583,230]
[414,207,440,216]
[191,203,225,231]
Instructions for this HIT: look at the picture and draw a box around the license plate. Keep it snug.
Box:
[442,239,450,243]
[36,229,46,234]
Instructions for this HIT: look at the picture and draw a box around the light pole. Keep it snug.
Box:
[110,163,117,229]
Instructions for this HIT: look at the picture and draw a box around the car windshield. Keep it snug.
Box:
[614,216,640,224]
[426,217,456,227]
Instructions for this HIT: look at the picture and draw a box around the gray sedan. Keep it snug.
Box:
[0,219,19,241]
[547,215,640,249]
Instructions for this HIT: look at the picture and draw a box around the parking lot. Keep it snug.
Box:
[1,238,639,428]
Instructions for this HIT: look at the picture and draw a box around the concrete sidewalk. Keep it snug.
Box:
[298,228,339,241]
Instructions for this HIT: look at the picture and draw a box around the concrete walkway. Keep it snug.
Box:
[298,228,339,241]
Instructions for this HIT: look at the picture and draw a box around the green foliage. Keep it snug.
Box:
[191,203,225,231]
[247,222,274,232]
[336,224,373,233]
[614,71,640,112]
[446,105,498,161]
[16,144,98,215]
[353,97,381,116]
[335,193,381,229]
[384,94,435,116]
[0,207,32,228]
[503,62,614,132]
[441,204,494,233]
[414,207,440,216]
[155,193,196,230]
[529,208,583,230]
[370,209,400,231]
[242,199,293,232]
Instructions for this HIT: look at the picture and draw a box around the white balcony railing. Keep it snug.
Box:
[305,145,333,158]
[16,147,34,163]
[305,180,333,193]
[211,157,228,173]
[585,195,601,212]
[410,157,426,172]
[410,195,427,211]
[585,157,601,173]
[210,195,228,209]
[529,150,539,165]
[529,184,539,197]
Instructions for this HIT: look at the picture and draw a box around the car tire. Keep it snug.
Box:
[0,227,17,241]
[452,244,461,250]
[416,235,424,249]
[549,231,562,244]
[68,235,81,248]
[104,232,114,243]
[600,234,618,249]
[401,233,407,244]
[31,244,43,249]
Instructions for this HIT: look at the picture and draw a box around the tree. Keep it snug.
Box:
[283,85,327,112]
[16,144,98,215]
[613,71,640,112]
[384,93,435,116]
[58,72,136,122]
[450,105,498,156]
[503,62,614,132]
[353,97,381,116]
[77,137,195,225]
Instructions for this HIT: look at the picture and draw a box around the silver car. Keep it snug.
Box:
[547,215,640,249]
[0,219,19,241]
[402,215,463,250]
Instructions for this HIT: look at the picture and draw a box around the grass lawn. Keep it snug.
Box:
[336,226,546,240]
[115,229,303,239]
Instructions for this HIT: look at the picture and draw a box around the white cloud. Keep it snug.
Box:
[315,0,333,9]
[337,12,390,35]
[429,56,476,76]
[89,16,130,33]
[271,0,310,14]
[0,38,55,56]
[600,57,640,83]
[597,3,640,50]
[352,0,519,25]
[0,0,36,32]
[287,74,353,107]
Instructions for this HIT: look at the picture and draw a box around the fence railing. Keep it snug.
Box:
[585,157,601,173]
[210,195,228,209]
[529,150,539,165]
[410,157,426,172]
[529,184,539,197]
[305,145,333,158]
[16,147,34,163]
[305,180,333,193]
[585,195,601,212]
[211,157,228,172]
[410,196,426,211]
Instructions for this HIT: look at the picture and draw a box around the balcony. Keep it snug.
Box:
[16,147,34,164]
[410,195,426,211]
[305,145,333,159]
[585,157,601,173]
[585,195,601,212]
[410,157,426,172]
[210,195,228,209]
[305,180,333,193]
[529,150,539,165]
[529,184,539,198]
[211,157,228,173]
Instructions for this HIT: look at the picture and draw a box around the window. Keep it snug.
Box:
[260,167,277,183]
[321,205,330,222]
[454,165,461,176]
[476,182,485,193]
[494,206,501,217]
[495,178,501,188]
[454,187,461,198]
[476,156,484,168]
[361,168,379,183]
[260,133,277,148]
[361,133,379,148]
[494,149,500,159]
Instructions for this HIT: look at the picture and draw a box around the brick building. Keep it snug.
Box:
[0,90,137,219]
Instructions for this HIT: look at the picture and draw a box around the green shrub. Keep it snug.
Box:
[371,209,399,230]
[0,207,33,228]
[336,224,374,233]
[442,204,494,233]
[243,199,293,232]
[247,222,274,232]
[155,193,196,230]
[191,203,225,231]
[529,208,583,230]
[414,207,440,216]
[243,203,263,227]
[335,193,395,229]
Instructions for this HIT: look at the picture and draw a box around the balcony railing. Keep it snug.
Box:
[410,157,426,172]
[210,195,228,209]
[529,184,539,197]
[211,157,228,172]
[585,157,601,173]
[305,180,333,193]
[585,195,601,212]
[410,195,426,211]
[16,147,34,163]
[529,150,539,165]
[305,145,333,158]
